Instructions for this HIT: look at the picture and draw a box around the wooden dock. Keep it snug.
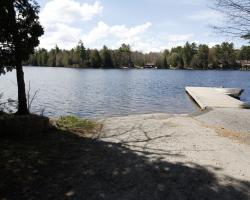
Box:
[185,87,247,109]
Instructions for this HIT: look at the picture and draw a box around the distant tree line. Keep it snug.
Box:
[25,41,250,70]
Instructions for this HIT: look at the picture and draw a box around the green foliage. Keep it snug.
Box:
[56,116,97,132]
[131,51,145,67]
[101,45,113,68]
[237,46,250,60]
[0,0,44,115]
[0,0,44,74]
[191,45,209,69]
[90,49,102,68]
[119,43,131,54]
[25,42,249,70]
[119,44,132,67]
[182,42,198,67]
[78,40,86,66]
[159,49,170,68]
[167,53,183,68]
[214,42,236,68]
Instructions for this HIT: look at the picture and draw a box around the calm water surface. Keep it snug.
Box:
[0,67,250,118]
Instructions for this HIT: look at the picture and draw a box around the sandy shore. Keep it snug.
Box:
[99,108,250,185]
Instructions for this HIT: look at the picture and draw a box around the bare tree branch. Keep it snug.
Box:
[212,0,250,40]
[26,81,39,111]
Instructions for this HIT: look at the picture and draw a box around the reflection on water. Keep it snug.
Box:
[0,67,250,118]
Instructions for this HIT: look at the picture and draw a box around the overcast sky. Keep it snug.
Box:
[37,0,247,52]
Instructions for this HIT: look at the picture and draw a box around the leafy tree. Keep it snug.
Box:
[208,47,217,68]
[167,53,183,68]
[0,0,44,115]
[169,46,184,68]
[238,46,250,60]
[171,46,183,55]
[119,43,133,67]
[191,44,209,69]
[24,41,248,70]
[101,45,113,68]
[214,42,236,68]
[161,49,170,68]
[111,50,122,67]
[182,42,197,67]
[38,48,48,66]
[119,44,131,54]
[86,49,91,67]
[48,49,56,67]
[61,51,70,67]
[90,49,102,68]
[54,45,61,66]
[131,51,145,67]
[56,52,64,67]
[71,48,80,66]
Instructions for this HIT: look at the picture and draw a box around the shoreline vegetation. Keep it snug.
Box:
[25,42,250,70]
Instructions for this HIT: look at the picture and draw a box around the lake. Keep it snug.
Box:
[0,67,250,118]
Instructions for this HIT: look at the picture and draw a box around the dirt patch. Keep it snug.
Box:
[198,121,250,145]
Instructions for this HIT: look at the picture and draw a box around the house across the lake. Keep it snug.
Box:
[145,63,156,69]
[236,60,250,70]
[237,60,250,67]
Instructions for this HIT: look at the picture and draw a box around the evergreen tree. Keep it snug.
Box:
[191,45,209,69]
[182,42,198,67]
[119,44,132,67]
[90,49,102,68]
[161,49,170,68]
[214,42,236,68]
[24,41,248,70]
[0,0,44,115]
[238,46,250,60]
[101,45,113,68]
[78,41,86,67]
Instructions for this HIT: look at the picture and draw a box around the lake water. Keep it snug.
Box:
[0,67,250,118]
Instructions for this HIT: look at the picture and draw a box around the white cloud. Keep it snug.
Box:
[39,0,103,49]
[39,23,82,49]
[40,17,152,50]
[38,0,197,52]
[40,0,103,25]
[82,21,152,45]
[167,34,194,42]
[39,0,153,51]
[111,23,152,38]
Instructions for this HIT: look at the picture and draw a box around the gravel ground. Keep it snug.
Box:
[1,109,250,200]
[98,109,250,199]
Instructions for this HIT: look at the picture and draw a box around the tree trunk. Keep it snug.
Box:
[16,61,29,115]
[8,1,29,115]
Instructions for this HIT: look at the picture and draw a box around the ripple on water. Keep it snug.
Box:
[0,67,250,118]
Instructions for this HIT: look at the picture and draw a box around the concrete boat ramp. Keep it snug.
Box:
[185,86,248,109]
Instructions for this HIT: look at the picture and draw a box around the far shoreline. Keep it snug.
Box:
[23,65,250,71]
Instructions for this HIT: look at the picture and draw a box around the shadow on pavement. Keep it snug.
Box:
[0,117,250,200]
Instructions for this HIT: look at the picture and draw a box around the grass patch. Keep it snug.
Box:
[56,116,100,136]
[0,112,101,139]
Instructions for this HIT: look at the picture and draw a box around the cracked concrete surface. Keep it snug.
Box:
[99,109,250,183]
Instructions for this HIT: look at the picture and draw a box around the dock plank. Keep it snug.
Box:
[185,87,245,109]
